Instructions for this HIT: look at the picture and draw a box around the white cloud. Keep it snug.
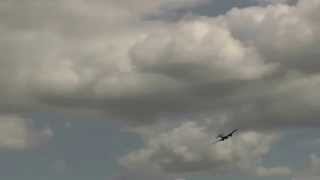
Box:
[255,0,298,5]
[130,19,275,82]
[120,121,291,176]
[52,159,68,174]
[255,166,292,177]
[0,114,52,149]
[293,177,320,180]
[292,154,320,180]
[0,0,320,177]
[0,0,319,128]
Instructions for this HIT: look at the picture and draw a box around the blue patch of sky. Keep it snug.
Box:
[192,0,257,17]
[0,112,142,180]
[144,0,258,21]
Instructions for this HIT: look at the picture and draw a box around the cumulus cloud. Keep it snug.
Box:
[130,20,275,82]
[226,0,320,73]
[110,168,174,180]
[0,114,52,150]
[120,121,291,176]
[255,0,298,5]
[293,177,320,180]
[307,154,320,175]
[292,154,320,180]
[0,0,319,127]
[0,1,319,125]
[0,0,320,177]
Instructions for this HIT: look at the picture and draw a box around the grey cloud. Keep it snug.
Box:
[120,121,291,176]
[0,114,52,149]
[292,154,320,180]
[255,0,298,5]
[110,169,174,180]
[225,1,320,73]
[307,154,320,175]
[0,0,319,128]
[130,19,274,82]
[0,0,320,176]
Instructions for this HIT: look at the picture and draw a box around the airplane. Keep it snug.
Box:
[212,129,239,143]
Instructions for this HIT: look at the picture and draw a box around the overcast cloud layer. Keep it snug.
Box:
[0,0,320,179]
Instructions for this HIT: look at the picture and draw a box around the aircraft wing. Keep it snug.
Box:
[227,129,238,137]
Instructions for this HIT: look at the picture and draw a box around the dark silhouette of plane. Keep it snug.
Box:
[212,129,239,144]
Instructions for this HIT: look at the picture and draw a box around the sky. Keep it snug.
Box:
[0,0,320,179]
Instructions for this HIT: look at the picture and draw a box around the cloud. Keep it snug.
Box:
[293,177,320,180]
[130,19,275,82]
[307,154,320,175]
[120,121,291,176]
[292,154,320,180]
[110,169,174,180]
[52,159,68,174]
[255,0,298,5]
[0,0,320,177]
[255,166,292,177]
[225,0,320,73]
[0,1,319,128]
[0,0,319,127]
[0,114,52,150]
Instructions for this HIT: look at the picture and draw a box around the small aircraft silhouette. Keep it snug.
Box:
[212,129,239,144]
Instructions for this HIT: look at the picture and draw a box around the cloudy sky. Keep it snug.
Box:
[0,0,320,179]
